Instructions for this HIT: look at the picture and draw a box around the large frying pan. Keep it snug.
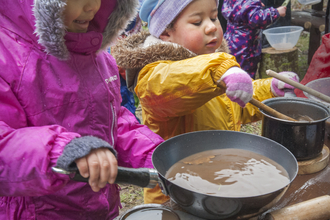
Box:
[53,130,298,219]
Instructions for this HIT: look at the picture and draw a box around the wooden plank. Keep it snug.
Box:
[265,195,330,220]
[298,146,330,175]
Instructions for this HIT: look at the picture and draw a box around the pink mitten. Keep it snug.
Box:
[271,72,299,97]
[220,67,253,107]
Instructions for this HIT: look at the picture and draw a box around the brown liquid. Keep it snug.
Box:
[165,149,290,197]
[124,209,179,220]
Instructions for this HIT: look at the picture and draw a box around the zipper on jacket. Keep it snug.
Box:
[110,102,115,146]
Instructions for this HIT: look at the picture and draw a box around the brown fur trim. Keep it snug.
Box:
[112,30,230,69]
[100,0,139,50]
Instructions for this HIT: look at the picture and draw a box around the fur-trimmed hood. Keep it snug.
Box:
[0,0,138,60]
[112,30,230,91]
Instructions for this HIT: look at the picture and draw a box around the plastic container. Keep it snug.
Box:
[263,26,303,50]
[297,0,321,5]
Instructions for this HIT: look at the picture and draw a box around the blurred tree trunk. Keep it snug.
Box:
[259,47,300,79]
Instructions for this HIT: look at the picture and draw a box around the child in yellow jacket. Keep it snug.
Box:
[112,0,299,204]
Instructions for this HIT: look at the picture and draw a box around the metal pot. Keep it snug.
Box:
[261,97,330,161]
[53,130,298,219]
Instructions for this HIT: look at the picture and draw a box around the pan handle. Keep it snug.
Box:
[51,166,159,188]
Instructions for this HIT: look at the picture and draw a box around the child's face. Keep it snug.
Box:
[63,0,101,33]
[163,0,222,55]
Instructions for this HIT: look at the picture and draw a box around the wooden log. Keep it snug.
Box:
[305,22,325,32]
[291,10,325,31]
[259,47,299,79]
[304,21,312,29]
[265,195,330,220]
[291,10,325,64]
[298,146,330,175]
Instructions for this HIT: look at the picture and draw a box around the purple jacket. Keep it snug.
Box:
[222,0,280,78]
[0,0,163,219]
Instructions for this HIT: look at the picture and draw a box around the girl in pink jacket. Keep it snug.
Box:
[0,0,163,219]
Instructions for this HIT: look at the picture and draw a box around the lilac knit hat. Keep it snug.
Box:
[139,0,219,38]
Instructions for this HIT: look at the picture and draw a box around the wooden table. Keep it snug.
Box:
[258,152,330,219]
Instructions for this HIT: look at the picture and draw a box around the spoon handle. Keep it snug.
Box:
[249,98,296,121]
[217,80,296,121]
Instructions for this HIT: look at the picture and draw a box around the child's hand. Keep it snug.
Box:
[219,67,253,108]
[75,148,118,192]
[56,136,118,193]
[277,6,287,17]
[271,71,299,97]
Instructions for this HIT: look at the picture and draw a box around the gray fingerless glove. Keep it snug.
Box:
[56,136,117,171]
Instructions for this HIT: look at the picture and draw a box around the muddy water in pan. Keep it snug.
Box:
[165,149,290,197]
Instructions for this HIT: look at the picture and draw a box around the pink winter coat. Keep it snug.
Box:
[0,0,163,219]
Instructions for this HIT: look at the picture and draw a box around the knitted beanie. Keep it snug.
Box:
[139,0,219,38]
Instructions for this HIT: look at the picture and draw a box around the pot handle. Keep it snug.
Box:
[51,166,159,188]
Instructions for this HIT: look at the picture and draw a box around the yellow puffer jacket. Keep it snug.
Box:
[136,53,274,140]
[112,31,275,204]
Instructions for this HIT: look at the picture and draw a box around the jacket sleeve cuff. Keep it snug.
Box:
[214,59,240,83]
[56,136,117,171]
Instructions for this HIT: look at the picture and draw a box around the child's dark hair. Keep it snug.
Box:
[166,20,176,31]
